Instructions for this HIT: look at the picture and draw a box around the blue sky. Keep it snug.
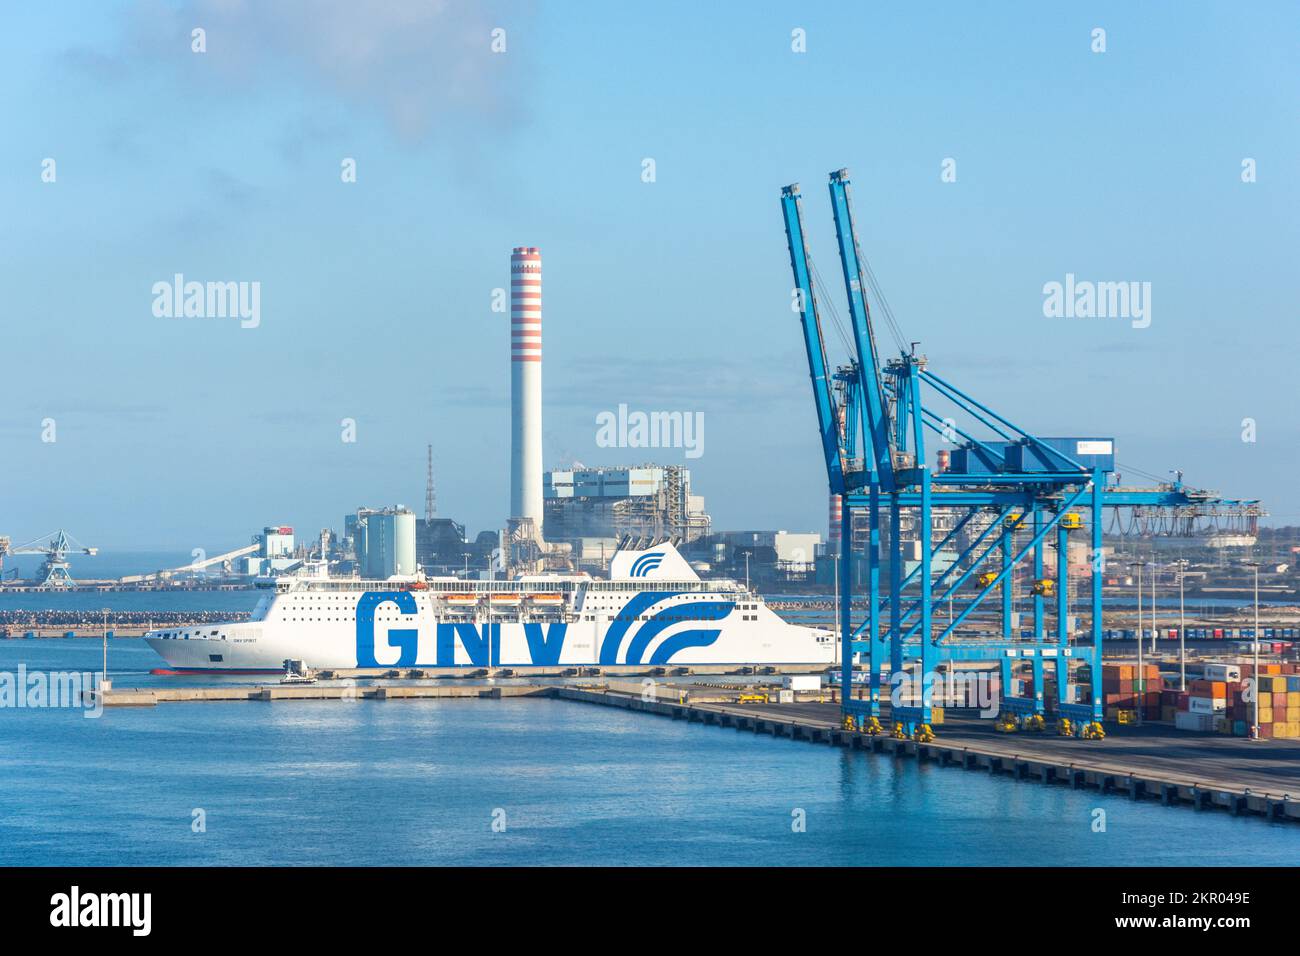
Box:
[1,1,1296,551]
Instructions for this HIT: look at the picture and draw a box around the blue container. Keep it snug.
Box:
[949,441,1013,475]
[1003,437,1116,474]
[63,631,75,639]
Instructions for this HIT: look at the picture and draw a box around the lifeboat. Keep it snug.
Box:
[530,593,564,604]
[489,593,522,606]
[444,593,479,605]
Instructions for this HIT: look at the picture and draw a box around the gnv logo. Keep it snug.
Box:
[354,592,569,667]
[630,551,665,578]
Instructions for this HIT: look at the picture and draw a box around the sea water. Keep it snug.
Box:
[0,640,1295,866]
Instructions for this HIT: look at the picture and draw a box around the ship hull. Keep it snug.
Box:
[144,591,834,672]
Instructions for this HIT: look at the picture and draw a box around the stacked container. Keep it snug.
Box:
[1232,665,1300,738]
[1101,663,1162,721]
[1168,661,1300,736]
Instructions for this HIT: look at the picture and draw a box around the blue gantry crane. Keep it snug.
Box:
[0,530,98,588]
[781,169,1263,741]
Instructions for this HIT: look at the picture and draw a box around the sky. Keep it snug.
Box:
[1,1,1296,552]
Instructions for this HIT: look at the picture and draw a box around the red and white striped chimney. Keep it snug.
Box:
[828,493,842,554]
[510,247,543,535]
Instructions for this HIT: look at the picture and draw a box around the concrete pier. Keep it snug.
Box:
[555,686,1300,824]
[100,683,549,706]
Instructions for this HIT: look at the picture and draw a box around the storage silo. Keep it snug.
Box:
[363,508,417,578]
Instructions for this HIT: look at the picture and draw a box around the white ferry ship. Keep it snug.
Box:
[144,544,835,673]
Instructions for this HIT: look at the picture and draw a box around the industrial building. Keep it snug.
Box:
[543,465,711,566]
[238,526,301,577]
[416,517,471,573]
[714,530,821,577]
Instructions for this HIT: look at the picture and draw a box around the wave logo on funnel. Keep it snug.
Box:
[629,551,665,578]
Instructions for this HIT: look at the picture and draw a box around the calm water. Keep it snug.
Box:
[0,590,259,615]
[1,641,1297,866]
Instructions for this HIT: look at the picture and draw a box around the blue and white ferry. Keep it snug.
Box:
[144,543,835,673]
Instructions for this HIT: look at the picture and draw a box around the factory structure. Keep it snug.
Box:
[543,465,712,559]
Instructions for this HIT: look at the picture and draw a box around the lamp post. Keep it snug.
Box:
[1150,559,1158,655]
[832,550,839,670]
[744,551,751,592]
[462,552,471,578]
[101,607,110,690]
[1176,559,1187,692]
[1132,561,1147,724]
[1246,561,1261,741]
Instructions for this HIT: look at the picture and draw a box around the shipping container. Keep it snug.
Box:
[1003,437,1116,474]
[1175,711,1215,732]
[1203,663,1241,682]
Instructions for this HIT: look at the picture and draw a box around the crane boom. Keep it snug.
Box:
[827,168,895,490]
[780,183,845,494]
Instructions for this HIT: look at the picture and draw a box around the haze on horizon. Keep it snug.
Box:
[1,1,1296,553]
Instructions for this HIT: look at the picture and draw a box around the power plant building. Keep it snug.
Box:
[543,465,711,545]
[415,517,470,572]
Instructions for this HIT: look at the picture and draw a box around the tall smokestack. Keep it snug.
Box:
[510,246,543,537]
[828,493,842,555]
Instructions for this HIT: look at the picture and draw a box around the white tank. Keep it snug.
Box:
[363,510,416,578]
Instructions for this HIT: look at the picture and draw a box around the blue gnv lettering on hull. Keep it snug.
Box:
[357,595,545,667]
[437,623,499,666]
[523,622,567,665]
[356,591,419,667]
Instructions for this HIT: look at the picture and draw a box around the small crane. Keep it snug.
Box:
[0,530,98,588]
